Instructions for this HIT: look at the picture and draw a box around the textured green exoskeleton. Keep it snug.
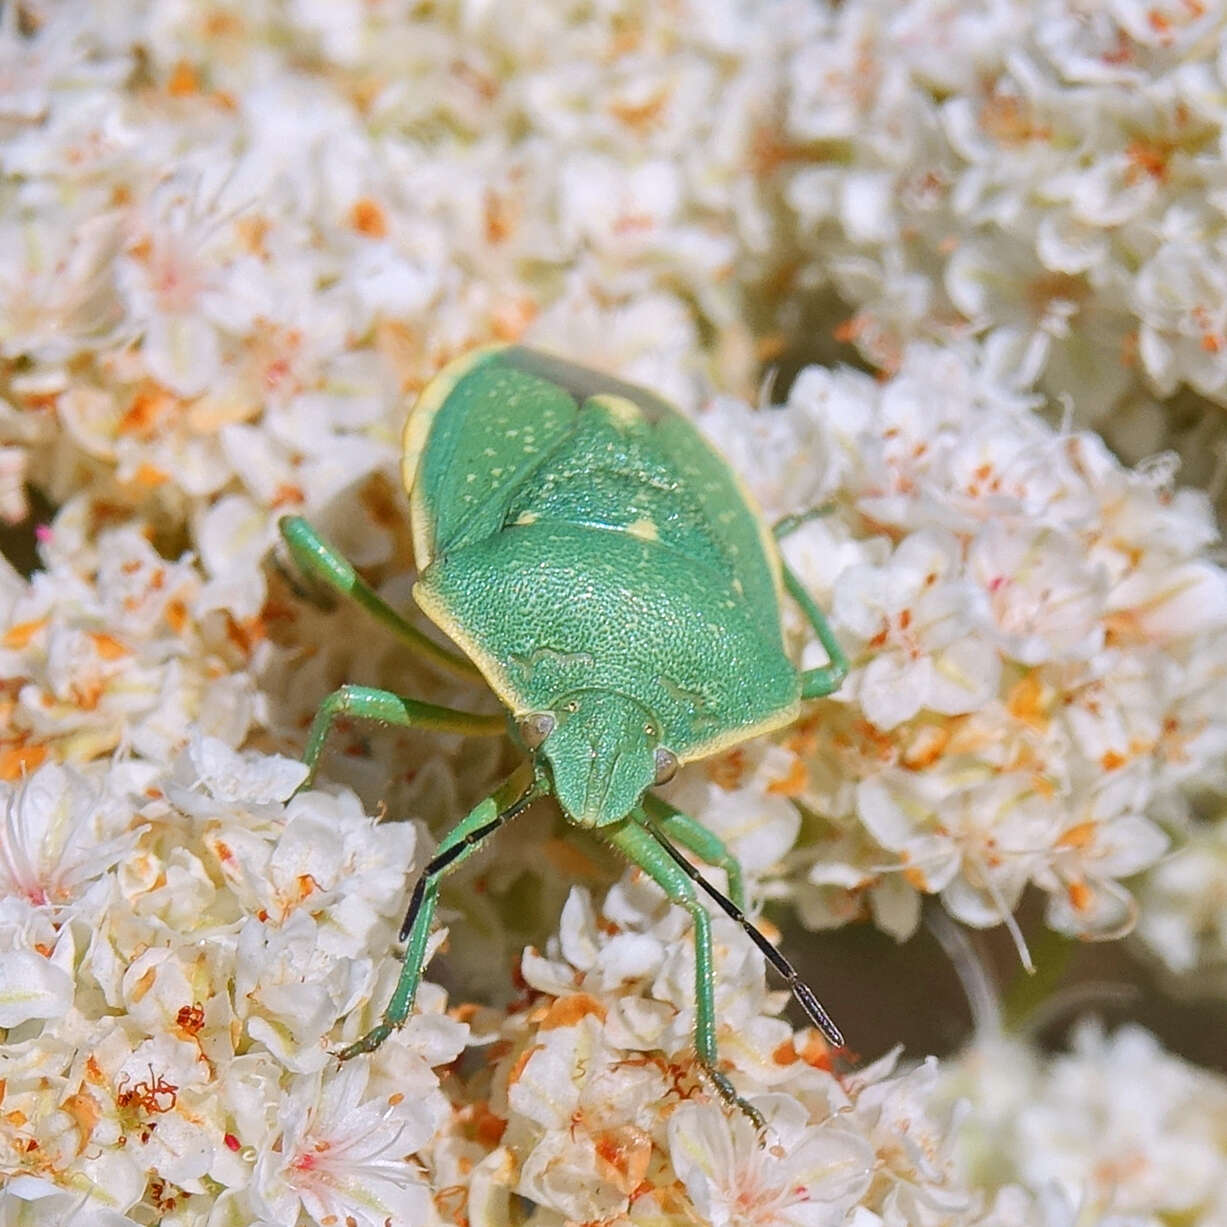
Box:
[280,345,850,1128]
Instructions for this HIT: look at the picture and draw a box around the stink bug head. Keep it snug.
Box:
[527,689,665,828]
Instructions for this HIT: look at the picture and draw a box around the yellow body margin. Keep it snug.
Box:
[412,577,526,714]
[732,465,786,609]
[682,699,802,763]
[402,343,510,571]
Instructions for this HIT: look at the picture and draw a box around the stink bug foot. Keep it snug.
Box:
[707,1066,767,1133]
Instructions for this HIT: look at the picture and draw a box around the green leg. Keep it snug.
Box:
[642,792,745,911]
[301,684,505,788]
[636,806,845,1051]
[772,508,833,539]
[338,766,542,1059]
[773,514,849,700]
[279,515,483,682]
[605,817,764,1129]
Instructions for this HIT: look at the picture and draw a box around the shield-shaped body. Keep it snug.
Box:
[405,346,802,826]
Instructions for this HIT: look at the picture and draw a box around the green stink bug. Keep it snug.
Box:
[280,345,849,1125]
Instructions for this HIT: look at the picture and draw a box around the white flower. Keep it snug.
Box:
[1039,777,1169,939]
[858,770,1055,939]
[0,762,136,913]
[1136,812,1227,981]
[1133,242,1227,399]
[968,523,1107,665]
[944,1022,1227,1224]
[0,1175,141,1227]
[177,733,307,808]
[833,529,1000,729]
[0,896,74,1027]
[670,1096,872,1227]
[250,1061,438,1227]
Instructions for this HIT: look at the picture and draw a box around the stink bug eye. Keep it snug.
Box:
[517,711,556,749]
[280,344,852,1131]
[653,746,679,785]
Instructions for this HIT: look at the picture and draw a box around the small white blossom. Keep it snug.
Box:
[669,1096,872,1226]
[1136,812,1227,983]
[250,1061,439,1227]
[0,762,137,914]
[943,1023,1227,1225]
[0,896,74,1027]
[832,529,1000,728]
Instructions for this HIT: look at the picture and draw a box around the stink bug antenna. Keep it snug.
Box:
[644,820,845,1050]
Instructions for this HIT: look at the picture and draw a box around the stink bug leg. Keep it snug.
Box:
[297,683,504,790]
[280,515,483,682]
[641,792,746,912]
[605,816,767,1127]
[277,517,504,790]
[336,765,544,1060]
[607,806,847,1131]
[639,811,845,1051]
[773,512,850,701]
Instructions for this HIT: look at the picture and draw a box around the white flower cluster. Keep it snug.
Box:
[422,877,1068,1227]
[941,1021,1227,1227]
[685,340,1227,952]
[3,734,1171,1226]
[775,0,1227,433]
[0,514,262,777]
[0,736,465,1226]
[5,0,1227,1222]
[0,712,1218,1227]
[1136,805,1227,987]
[0,0,814,561]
